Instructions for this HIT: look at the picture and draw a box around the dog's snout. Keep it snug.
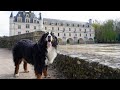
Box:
[48,36,51,39]
[48,36,51,42]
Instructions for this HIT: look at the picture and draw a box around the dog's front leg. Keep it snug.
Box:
[35,70,42,79]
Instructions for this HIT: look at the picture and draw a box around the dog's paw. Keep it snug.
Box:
[44,75,51,79]
[14,73,19,77]
[24,70,29,73]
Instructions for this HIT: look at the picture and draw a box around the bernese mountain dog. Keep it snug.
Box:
[12,32,58,79]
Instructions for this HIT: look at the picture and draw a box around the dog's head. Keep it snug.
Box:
[38,32,58,48]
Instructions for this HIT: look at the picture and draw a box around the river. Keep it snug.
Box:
[58,44,120,69]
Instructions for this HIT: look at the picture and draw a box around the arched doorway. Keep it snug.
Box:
[78,38,84,44]
[89,38,94,43]
[67,38,74,44]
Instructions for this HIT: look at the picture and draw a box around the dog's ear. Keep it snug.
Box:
[52,35,59,46]
[55,36,59,45]
[38,33,46,46]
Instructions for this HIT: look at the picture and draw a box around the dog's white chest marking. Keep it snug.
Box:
[45,46,57,65]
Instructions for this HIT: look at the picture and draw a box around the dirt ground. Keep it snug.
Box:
[0,48,65,79]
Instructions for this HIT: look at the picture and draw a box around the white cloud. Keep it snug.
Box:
[1,11,120,36]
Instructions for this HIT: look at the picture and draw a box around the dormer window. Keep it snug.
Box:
[34,20,36,23]
[61,23,63,26]
[17,17,22,22]
[73,24,74,27]
[26,14,29,17]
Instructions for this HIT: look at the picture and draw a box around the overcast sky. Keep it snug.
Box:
[1,11,120,36]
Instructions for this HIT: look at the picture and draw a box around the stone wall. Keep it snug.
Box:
[53,54,120,79]
[0,31,45,49]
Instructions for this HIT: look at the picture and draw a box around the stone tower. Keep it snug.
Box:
[9,12,15,36]
[38,12,44,31]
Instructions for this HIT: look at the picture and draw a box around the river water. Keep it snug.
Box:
[58,44,120,69]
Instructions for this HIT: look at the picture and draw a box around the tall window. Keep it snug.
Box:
[26,19,30,23]
[69,33,71,36]
[34,20,36,23]
[90,34,91,37]
[69,28,71,31]
[67,24,69,26]
[90,29,91,32]
[85,29,86,33]
[75,33,77,36]
[63,28,65,32]
[86,34,87,36]
[80,33,81,37]
[26,31,29,33]
[52,27,54,30]
[34,26,36,29]
[64,33,66,36]
[58,27,59,30]
[74,28,76,32]
[18,25,21,29]
[45,27,47,30]
[18,32,21,35]
[58,33,59,36]
[26,24,30,28]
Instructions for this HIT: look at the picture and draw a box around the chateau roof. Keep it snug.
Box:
[12,11,91,27]
[14,11,39,23]
[43,18,90,27]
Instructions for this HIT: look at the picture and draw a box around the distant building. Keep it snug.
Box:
[9,11,95,44]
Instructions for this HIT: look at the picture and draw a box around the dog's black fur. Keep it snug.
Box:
[12,32,58,78]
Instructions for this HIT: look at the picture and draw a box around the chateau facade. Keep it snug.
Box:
[9,11,95,44]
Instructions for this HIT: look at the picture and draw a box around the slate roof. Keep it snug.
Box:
[13,11,41,23]
[11,11,91,28]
